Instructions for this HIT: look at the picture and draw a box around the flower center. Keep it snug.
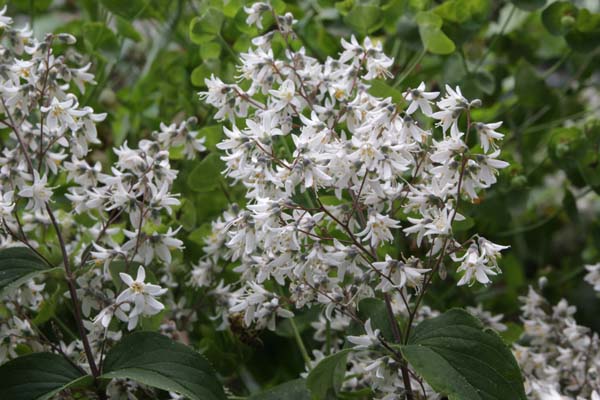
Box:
[131,282,144,294]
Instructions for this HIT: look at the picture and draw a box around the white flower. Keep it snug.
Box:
[404,82,439,116]
[454,245,499,286]
[358,212,400,247]
[347,319,380,349]
[0,190,15,217]
[18,171,53,212]
[244,2,271,29]
[269,79,302,111]
[474,121,504,153]
[40,96,85,132]
[584,263,600,292]
[116,266,167,330]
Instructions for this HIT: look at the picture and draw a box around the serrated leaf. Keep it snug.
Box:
[416,12,456,55]
[248,379,311,400]
[402,309,526,400]
[306,348,352,399]
[0,247,54,296]
[0,352,90,400]
[101,331,226,400]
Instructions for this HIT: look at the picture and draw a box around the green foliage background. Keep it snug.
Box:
[4,0,600,395]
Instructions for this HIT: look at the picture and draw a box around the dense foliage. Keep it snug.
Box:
[0,0,599,399]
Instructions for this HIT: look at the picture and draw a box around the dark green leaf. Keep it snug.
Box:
[187,153,225,192]
[510,0,546,11]
[101,331,226,400]
[402,309,526,400]
[306,348,352,400]
[248,379,311,400]
[0,247,53,296]
[565,9,600,52]
[0,353,90,400]
[542,2,578,36]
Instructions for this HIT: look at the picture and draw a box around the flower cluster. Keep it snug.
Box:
[0,5,203,374]
[514,286,600,399]
[196,3,510,398]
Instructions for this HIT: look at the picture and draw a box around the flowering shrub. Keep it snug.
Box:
[1,1,600,400]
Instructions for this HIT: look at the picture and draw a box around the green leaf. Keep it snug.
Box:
[115,16,142,41]
[191,64,212,87]
[0,353,90,400]
[248,379,311,400]
[343,5,383,35]
[0,247,53,296]
[542,2,578,36]
[200,125,224,150]
[367,80,405,104]
[101,0,147,19]
[101,331,226,400]
[416,12,456,55]
[510,0,546,11]
[200,40,222,60]
[189,8,224,45]
[402,309,526,400]
[187,153,225,192]
[82,22,118,51]
[565,9,600,52]
[434,0,491,24]
[306,348,352,400]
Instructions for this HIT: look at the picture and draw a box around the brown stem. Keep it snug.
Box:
[46,204,100,377]
[384,294,414,400]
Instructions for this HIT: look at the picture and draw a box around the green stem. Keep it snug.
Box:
[393,49,426,88]
[290,318,311,366]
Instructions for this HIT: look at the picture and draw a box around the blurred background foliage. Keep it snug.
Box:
[4,0,600,393]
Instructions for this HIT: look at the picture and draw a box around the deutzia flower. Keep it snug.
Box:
[453,245,498,286]
[404,82,439,116]
[243,2,271,29]
[18,171,53,212]
[584,263,600,292]
[358,212,401,247]
[474,121,504,153]
[116,266,167,330]
[347,319,380,349]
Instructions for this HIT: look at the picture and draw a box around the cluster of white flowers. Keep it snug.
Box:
[0,5,204,374]
[196,3,510,398]
[514,286,600,399]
